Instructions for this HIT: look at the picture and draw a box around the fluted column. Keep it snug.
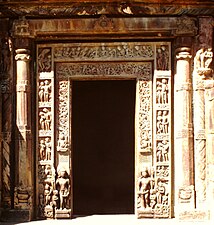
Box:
[14,48,33,219]
[174,47,195,213]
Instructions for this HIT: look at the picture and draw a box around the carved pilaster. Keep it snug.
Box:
[193,17,213,213]
[14,47,33,220]
[174,47,195,214]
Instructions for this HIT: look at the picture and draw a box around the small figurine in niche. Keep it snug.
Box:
[138,168,151,209]
[39,139,46,161]
[162,111,169,134]
[56,168,70,210]
[45,138,51,161]
[39,81,45,102]
[43,80,51,102]
[57,134,68,151]
[161,79,168,104]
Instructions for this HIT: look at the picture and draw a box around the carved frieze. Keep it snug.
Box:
[56,62,152,78]
[54,43,154,61]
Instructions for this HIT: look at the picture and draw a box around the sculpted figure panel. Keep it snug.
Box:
[38,48,52,73]
[194,48,213,77]
[156,45,169,71]
[39,80,52,103]
[39,108,52,131]
[156,78,169,104]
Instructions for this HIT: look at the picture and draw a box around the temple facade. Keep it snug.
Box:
[0,0,214,222]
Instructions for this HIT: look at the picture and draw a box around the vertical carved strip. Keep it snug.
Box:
[153,43,171,218]
[135,64,153,218]
[0,38,13,209]
[37,47,55,219]
[55,79,71,218]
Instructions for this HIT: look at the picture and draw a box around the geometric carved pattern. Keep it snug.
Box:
[37,42,172,219]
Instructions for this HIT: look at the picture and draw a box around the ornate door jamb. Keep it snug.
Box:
[36,41,172,219]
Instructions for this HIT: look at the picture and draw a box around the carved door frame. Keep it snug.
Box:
[36,41,172,219]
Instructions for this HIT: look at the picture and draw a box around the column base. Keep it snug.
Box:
[0,209,31,222]
[55,209,71,219]
[178,209,210,221]
[137,209,154,218]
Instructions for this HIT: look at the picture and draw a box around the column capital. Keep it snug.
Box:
[176,47,192,60]
[15,49,30,61]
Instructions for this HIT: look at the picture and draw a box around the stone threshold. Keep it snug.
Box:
[0,215,213,225]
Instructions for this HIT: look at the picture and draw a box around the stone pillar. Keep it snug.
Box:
[14,47,33,221]
[193,17,213,218]
[174,47,195,216]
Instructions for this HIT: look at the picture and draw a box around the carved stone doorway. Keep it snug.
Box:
[72,80,135,215]
[36,41,172,219]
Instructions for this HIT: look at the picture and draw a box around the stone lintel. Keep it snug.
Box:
[11,17,183,39]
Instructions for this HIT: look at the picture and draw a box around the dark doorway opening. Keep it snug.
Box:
[72,80,136,215]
